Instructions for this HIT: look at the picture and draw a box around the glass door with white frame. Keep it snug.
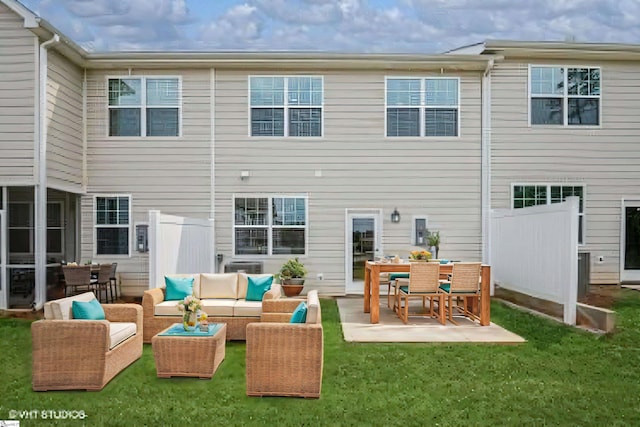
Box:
[622,200,640,282]
[346,211,381,294]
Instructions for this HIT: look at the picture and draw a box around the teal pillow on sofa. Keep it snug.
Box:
[246,276,274,301]
[72,299,105,320]
[289,302,308,323]
[165,276,194,301]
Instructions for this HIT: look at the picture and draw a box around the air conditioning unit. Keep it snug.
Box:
[224,261,263,274]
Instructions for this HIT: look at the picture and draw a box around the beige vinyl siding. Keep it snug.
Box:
[83,69,211,296]
[491,59,640,284]
[0,3,36,184]
[46,50,83,191]
[215,69,483,295]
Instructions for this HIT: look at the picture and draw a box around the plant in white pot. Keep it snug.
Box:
[427,231,440,259]
[279,257,307,297]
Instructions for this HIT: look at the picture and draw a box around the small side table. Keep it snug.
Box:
[152,323,226,379]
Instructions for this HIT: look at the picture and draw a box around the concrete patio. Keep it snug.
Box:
[336,296,525,344]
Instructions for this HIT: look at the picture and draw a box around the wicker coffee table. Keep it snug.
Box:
[152,323,226,379]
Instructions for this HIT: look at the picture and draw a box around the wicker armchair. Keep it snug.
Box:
[31,293,143,391]
[246,290,323,398]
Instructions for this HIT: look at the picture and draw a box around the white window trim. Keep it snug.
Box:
[106,75,183,138]
[247,76,324,138]
[510,182,586,245]
[232,193,309,257]
[93,194,132,258]
[528,64,601,128]
[384,76,461,138]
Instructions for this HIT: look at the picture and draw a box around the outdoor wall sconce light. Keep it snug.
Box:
[391,208,401,223]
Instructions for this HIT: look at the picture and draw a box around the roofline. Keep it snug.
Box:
[481,39,640,60]
[2,0,37,27]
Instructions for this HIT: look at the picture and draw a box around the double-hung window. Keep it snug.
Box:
[249,76,323,137]
[95,195,131,255]
[8,202,63,255]
[108,77,181,136]
[530,66,600,126]
[234,195,307,255]
[386,77,459,137]
[512,184,585,244]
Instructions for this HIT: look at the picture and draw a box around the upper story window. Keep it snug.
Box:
[386,77,459,137]
[108,77,181,137]
[530,66,600,126]
[512,184,585,244]
[233,195,307,255]
[95,195,131,256]
[249,76,323,137]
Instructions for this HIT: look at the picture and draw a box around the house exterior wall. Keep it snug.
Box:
[46,50,84,192]
[83,68,212,296]
[490,58,640,284]
[0,2,36,185]
[214,68,483,295]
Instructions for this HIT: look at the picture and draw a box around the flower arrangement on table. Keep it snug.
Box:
[409,249,432,261]
[177,295,204,331]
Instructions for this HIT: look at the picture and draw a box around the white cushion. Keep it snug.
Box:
[45,292,97,320]
[233,300,262,317]
[165,274,200,298]
[237,273,275,299]
[306,290,320,324]
[199,273,238,299]
[154,300,182,316]
[109,322,136,350]
[201,298,235,316]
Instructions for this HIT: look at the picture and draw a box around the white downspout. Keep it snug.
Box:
[34,33,60,310]
[481,58,494,295]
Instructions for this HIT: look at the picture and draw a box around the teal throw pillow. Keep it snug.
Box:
[72,299,105,320]
[245,275,274,301]
[289,302,308,323]
[165,276,194,301]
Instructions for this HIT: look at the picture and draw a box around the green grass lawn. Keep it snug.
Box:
[3,292,640,426]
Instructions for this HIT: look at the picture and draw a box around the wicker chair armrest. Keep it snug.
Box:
[263,283,282,300]
[262,298,305,314]
[142,287,165,314]
[260,313,293,323]
[31,320,110,356]
[246,322,323,357]
[103,304,143,330]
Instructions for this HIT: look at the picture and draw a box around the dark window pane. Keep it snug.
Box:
[387,108,419,136]
[568,98,599,125]
[531,98,563,125]
[47,229,62,253]
[109,108,141,136]
[235,198,268,226]
[289,108,321,136]
[425,108,458,136]
[47,203,62,227]
[9,229,30,253]
[147,108,179,136]
[251,108,285,136]
[96,228,129,255]
[235,229,268,255]
[9,203,31,227]
[272,228,305,255]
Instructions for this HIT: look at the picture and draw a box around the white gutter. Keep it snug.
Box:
[210,68,217,272]
[481,57,494,295]
[34,33,60,310]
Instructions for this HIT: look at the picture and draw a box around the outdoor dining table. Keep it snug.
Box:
[363,261,492,325]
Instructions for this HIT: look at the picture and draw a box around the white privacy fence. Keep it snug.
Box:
[491,197,579,324]
[148,210,215,289]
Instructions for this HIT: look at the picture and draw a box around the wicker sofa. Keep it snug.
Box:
[142,272,282,343]
[246,290,323,398]
[31,292,143,391]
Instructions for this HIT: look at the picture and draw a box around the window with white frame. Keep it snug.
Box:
[386,77,459,137]
[234,195,307,255]
[7,202,64,254]
[249,76,323,137]
[530,66,600,126]
[95,196,130,255]
[512,184,585,244]
[108,77,180,137]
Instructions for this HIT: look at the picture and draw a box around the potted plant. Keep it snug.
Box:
[279,257,307,297]
[427,231,440,259]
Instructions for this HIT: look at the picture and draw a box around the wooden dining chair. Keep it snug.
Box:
[395,262,444,325]
[94,264,113,303]
[62,265,92,298]
[109,262,118,302]
[438,262,482,325]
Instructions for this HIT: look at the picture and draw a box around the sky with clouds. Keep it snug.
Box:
[18,0,640,53]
